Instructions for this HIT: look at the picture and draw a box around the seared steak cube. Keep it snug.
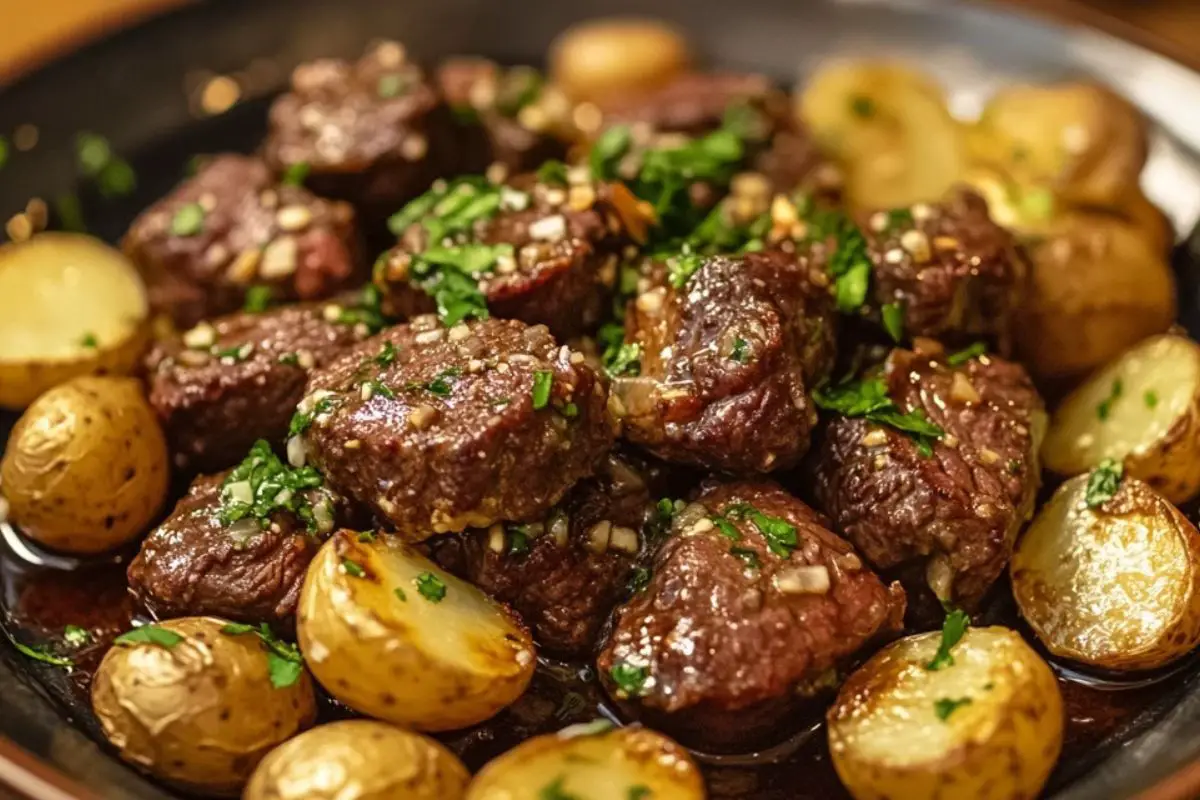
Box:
[123,154,360,328]
[813,344,1044,610]
[146,303,370,473]
[296,316,614,540]
[597,480,904,751]
[611,249,836,473]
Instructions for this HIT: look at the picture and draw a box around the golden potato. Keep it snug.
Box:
[1114,187,1174,256]
[969,82,1147,208]
[550,18,692,104]
[244,720,469,800]
[1042,334,1200,502]
[466,722,704,800]
[828,626,1063,800]
[1015,213,1176,380]
[91,617,316,796]
[1,376,169,554]
[297,530,535,731]
[0,233,150,409]
[1012,471,1200,671]
[798,60,967,211]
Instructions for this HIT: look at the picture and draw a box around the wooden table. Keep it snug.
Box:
[1,0,1200,82]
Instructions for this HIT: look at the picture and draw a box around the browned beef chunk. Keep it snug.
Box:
[597,480,904,751]
[297,316,614,540]
[813,344,1044,611]
[611,249,836,473]
[123,154,360,328]
[146,303,370,473]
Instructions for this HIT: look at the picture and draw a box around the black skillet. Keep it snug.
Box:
[5,0,1200,798]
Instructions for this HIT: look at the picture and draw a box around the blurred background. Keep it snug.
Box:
[0,0,1199,82]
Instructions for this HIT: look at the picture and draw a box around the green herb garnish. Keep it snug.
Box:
[281,161,310,187]
[7,631,73,668]
[171,203,206,236]
[926,609,970,671]
[813,378,945,456]
[394,587,407,602]
[532,370,553,409]
[63,625,91,647]
[495,67,544,117]
[1145,389,1159,409]
[377,72,410,98]
[609,661,649,697]
[1097,379,1124,421]
[55,193,86,232]
[711,515,741,541]
[850,95,876,118]
[730,546,761,569]
[114,625,185,649]
[881,302,905,343]
[589,125,633,181]
[934,697,973,721]
[416,572,447,602]
[220,622,303,688]
[341,558,366,578]
[217,440,326,533]
[946,342,987,366]
[1085,458,1124,508]
[537,159,569,186]
[667,251,704,289]
[627,567,651,593]
[540,776,579,800]
[730,337,751,364]
[80,332,98,349]
[604,342,641,378]
[243,285,272,313]
[373,341,398,367]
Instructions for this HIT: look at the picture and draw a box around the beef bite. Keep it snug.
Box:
[813,343,1045,612]
[123,154,360,328]
[263,40,455,219]
[431,448,683,658]
[860,188,1029,353]
[610,248,836,473]
[128,445,347,628]
[436,58,575,176]
[296,316,614,540]
[146,302,372,473]
[596,480,904,751]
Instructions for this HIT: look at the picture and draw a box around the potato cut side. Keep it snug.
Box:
[0,233,149,408]
[798,60,966,211]
[466,724,704,800]
[297,530,535,731]
[1012,474,1200,671]
[1043,334,1200,502]
[827,626,1062,800]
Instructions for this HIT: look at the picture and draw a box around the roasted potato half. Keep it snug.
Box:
[297,530,536,731]
[466,723,705,800]
[0,233,150,409]
[0,376,169,554]
[245,720,469,800]
[1012,472,1200,671]
[1015,213,1176,380]
[798,60,967,211]
[1042,334,1200,502]
[549,18,692,104]
[968,82,1147,208]
[827,626,1063,800]
[91,617,316,796]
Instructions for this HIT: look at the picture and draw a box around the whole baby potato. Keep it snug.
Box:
[550,18,692,104]
[91,617,316,795]
[1,375,169,553]
[245,720,469,800]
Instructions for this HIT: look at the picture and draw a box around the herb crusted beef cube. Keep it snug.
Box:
[597,480,904,751]
[128,445,343,628]
[146,303,373,473]
[813,343,1045,610]
[610,248,836,473]
[373,174,645,339]
[295,316,615,540]
[263,40,455,218]
[122,154,361,328]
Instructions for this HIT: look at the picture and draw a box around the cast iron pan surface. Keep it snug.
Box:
[5,1,1200,798]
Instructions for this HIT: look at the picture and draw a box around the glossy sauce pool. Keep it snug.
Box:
[2,517,1195,800]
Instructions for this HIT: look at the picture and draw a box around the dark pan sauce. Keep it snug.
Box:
[2,517,1194,800]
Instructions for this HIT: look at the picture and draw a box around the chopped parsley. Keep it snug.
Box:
[934,697,973,721]
[813,377,945,456]
[80,332,99,349]
[362,378,395,400]
[730,546,761,569]
[341,558,366,578]
[114,624,185,649]
[926,608,970,671]
[416,572,447,602]
[885,207,915,231]
[609,661,649,697]
[850,95,876,118]
[731,337,751,364]
[373,341,398,367]
[217,440,326,533]
[1145,389,1159,409]
[507,525,532,556]
[1085,458,1124,508]
[536,159,569,186]
[532,370,553,409]
[243,285,273,313]
[394,587,407,602]
[289,395,339,436]
[357,530,377,542]
[63,625,91,647]
[539,776,579,800]
[804,207,872,313]
[1097,379,1123,421]
[725,503,798,558]
[76,132,136,198]
[627,567,651,593]
[220,622,304,688]
[7,632,73,668]
[170,203,206,236]
[559,402,579,418]
[376,72,410,98]
[495,66,544,117]
[280,161,310,187]
[409,366,462,397]
[667,251,704,289]
[711,515,741,541]
[881,302,905,343]
[946,342,987,367]
[334,284,390,334]
[605,342,641,378]
[589,125,633,181]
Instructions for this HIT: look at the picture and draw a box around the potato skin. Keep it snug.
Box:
[827,627,1063,800]
[91,617,316,796]
[297,530,536,731]
[1015,214,1175,380]
[1012,475,1200,671]
[466,724,705,800]
[244,720,469,800]
[550,18,692,104]
[1,376,169,554]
